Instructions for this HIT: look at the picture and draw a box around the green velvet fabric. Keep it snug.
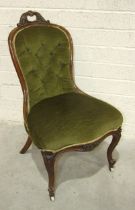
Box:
[13,25,123,151]
[28,92,123,151]
[14,26,74,109]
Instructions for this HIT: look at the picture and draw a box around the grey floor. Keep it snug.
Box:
[0,122,134,210]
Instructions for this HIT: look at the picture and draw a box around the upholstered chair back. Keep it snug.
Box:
[11,24,75,109]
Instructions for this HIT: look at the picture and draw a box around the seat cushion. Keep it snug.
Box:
[27,92,123,151]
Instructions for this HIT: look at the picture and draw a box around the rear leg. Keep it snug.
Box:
[20,136,32,154]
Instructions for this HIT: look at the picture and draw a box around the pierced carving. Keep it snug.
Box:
[81,139,103,151]
[17,10,50,27]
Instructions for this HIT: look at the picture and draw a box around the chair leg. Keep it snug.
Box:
[41,151,56,201]
[20,136,32,154]
[107,127,122,171]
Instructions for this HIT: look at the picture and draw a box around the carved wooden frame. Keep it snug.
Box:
[8,11,122,201]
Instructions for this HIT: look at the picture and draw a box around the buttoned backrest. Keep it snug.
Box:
[12,25,74,109]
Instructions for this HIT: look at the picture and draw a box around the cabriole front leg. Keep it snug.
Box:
[107,127,122,171]
[41,151,56,201]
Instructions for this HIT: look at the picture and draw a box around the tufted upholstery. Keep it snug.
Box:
[14,26,74,109]
[12,24,123,151]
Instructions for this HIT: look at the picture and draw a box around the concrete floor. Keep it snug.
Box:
[0,122,134,210]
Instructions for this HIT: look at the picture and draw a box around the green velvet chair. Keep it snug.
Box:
[8,10,123,201]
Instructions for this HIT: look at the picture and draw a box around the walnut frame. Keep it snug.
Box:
[8,10,122,201]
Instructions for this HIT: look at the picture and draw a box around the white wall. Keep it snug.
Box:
[0,0,135,139]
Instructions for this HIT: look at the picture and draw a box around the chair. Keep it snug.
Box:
[8,11,123,201]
